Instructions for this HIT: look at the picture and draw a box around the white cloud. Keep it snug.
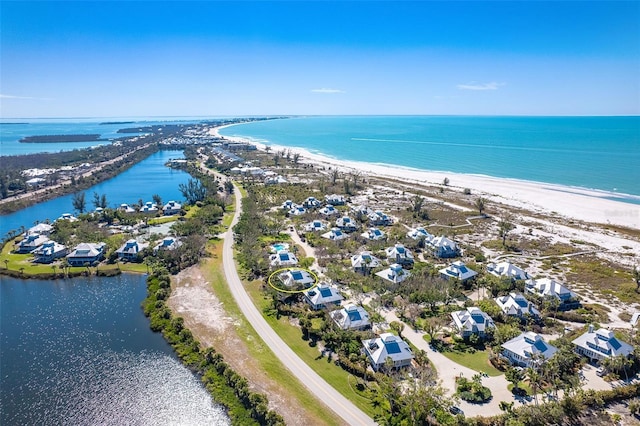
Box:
[311,88,345,94]
[0,93,53,100]
[456,82,505,91]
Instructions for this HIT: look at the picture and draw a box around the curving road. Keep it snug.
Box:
[221,184,376,426]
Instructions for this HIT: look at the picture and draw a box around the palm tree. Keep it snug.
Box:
[475,197,487,216]
[526,367,542,406]
[498,216,514,247]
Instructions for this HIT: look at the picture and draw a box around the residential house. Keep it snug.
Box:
[331,304,371,330]
[319,205,338,216]
[525,278,580,310]
[57,213,78,222]
[303,197,321,209]
[162,201,182,215]
[304,220,328,232]
[376,263,411,284]
[335,216,359,233]
[17,234,50,253]
[264,175,287,185]
[572,325,634,363]
[487,261,530,281]
[153,237,182,254]
[289,205,307,216]
[281,200,295,210]
[502,332,557,368]
[304,283,343,310]
[451,307,495,339]
[362,333,414,371]
[32,241,67,264]
[362,227,386,241]
[439,261,478,283]
[406,226,433,242]
[66,242,106,266]
[495,293,540,318]
[385,243,414,266]
[325,194,345,206]
[116,239,150,261]
[368,210,393,226]
[428,236,459,258]
[269,251,299,267]
[141,201,158,213]
[278,269,316,289]
[321,227,348,241]
[26,223,53,236]
[119,203,136,214]
[351,251,382,274]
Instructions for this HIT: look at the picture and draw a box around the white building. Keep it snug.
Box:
[495,293,540,318]
[451,307,495,338]
[331,304,370,330]
[406,226,433,241]
[304,283,343,310]
[428,236,459,258]
[269,251,299,267]
[572,325,634,363]
[502,332,557,367]
[362,333,413,371]
[321,227,348,241]
[439,261,477,282]
[278,269,316,289]
[525,278,579,310]
[304,220,328,232]
[153,237,182,254]
[17,234,50,253]
[351,251,382,274]
[319,205,338,216]
[376,263,411,284]
[67,242,106,266]
[362,227,386,241]
[487,261,530,281]
[335,216,359,232]
[163,201,182,215]
[385,243,414,266]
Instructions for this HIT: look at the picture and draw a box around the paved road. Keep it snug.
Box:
[222,184,376,426]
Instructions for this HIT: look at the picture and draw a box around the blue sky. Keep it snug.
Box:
[1,1,638,117]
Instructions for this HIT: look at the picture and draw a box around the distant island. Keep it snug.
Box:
[19,134,107,143]
[99,121,135,125]
[1,122,29,125]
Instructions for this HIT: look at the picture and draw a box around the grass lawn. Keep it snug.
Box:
[442,349,503,377]
[148,215,178,225]
[202,242,343,426]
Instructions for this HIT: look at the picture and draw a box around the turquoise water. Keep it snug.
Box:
[219,116,640,198]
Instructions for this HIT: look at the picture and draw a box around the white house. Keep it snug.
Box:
[428,236,459,258]
[362,227,386,241]
[304,220,328,232]
[385,243,414,266]
[66,242,106,266]
[351,251,382,274]
[368,210,393,226]
[141,201,158,213]
[362,333,414,371]
[502,332,557,367]
[331,304,371,330]
[487,261,530,281]
[321,227,348,241]
[572,325,634,363]
[335,216,359,233]
[269,251,299,267]
[319,205,338,216]
[119,203,136,214]
[376,263,411,284]
[304,283,343,310]
[325,194,345,205]
[153,237,182,254]
[26,223,53,236]
[451,307,495,339]
[265,175,287,185]
[32,241,67,264]
[406,226,433,241]
[289,205,307,216]
[495,293,540,318]
[303,197,321,209]
[439,261,478,282]
[281,199,295,210]
[163,201,182,215]
[57,213,78,222]
[278,269,316,289]
[17,234,50,253]
[525,278,580,310]
[116,239,149,261]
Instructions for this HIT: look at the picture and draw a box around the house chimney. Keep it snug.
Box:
[588,324,594,333]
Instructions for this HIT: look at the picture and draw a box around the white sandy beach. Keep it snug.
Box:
[211,125,640,230]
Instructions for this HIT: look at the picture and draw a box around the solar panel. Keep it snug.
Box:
[291,271,303,280]
[348,311,362,321]
[609,339,622,350]
[385,341,401,354]
[319,287,333,297]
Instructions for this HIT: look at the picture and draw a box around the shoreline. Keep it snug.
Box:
[212,123,640,230]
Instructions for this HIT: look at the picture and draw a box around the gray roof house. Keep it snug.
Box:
[303,197,322,209]
[385,243,414,266]
[439,261,478,282]
[487,261,530,281]
[451,307,495,338]
[17,234,50,253]
[321,227,348,241]
[495,293,540,318]
[525,278,580,310]
[319,204,338,216]
[572,325,634,363]
[406,226,433,241]
[304,220,328,232]
[376,263,411,284]
[502,332,557,368]
[304,283,343,310]
[26,223,53,236]
[66,242,106,266]
[428,236,459,258]
[278,269,316,289]
[362,333,413,372]
[153,236,182,254]
[331,304,371,330]
[368,210,393,226]
[335,216,359,233]
[351,251,382,274]
[163,201,182,215]
[116,239,149,261]
[362,227,386,241]
[32,241,67,264]
[325,194,345,205]
[269,250,299,267]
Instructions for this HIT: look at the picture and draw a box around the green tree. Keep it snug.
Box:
[179,178,207,205]
[72,192,87,214]
[506,366,524,391]
[498,216,515,247]
[475,197,487,216]
[633,266,640,292]
[152,194,162,209]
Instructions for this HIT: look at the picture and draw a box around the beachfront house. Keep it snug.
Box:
[319,204,338,216]
[451,307,495,339]
[278,269,316,290]
[572,325,634,363]
[362,333,414,372]
[264,175,287,185]
[32,241,67,264]
[269,251,299,267]
[495,293,540,318]
[368,210,393,226]
[525,278,580,310]
[362,227,386,241]
[116,239,150,261]
[321,227,348,241]
[26,223,53,237]
[351,251,382,275]
[303,197,321,209]
[304,220,328,232]
[325,194,345,206]
[17,234,50,253]
[304,283,343,310]
[385,243,414,266]
[141,201,158,213]
[335,216,359,233]
[428,236,459,258]
[501,332,557,368]
[331,304,371,330]
[439,261,478,283]
[406,226,433,242]
[376,263,411,284]
[56,213,78,222]
[153,237,182,254]
[66,242,106,266]
[163,201,182,216]
[487,261,530,281]
[119,203,136,214]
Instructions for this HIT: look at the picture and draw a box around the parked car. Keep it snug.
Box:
[596,367,606,377]
[449,406,464,416]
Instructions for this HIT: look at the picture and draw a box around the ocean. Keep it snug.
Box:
[218,116,640,199]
